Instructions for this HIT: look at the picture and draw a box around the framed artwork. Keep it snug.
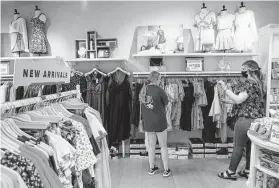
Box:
[75,39,87,58]
[137,24,184,54]
[0,61,10,75]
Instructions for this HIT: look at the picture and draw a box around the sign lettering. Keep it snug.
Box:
[14,58,71,87]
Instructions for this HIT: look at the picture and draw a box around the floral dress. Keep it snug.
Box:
[30,14,48,54]
[1,149,44,188]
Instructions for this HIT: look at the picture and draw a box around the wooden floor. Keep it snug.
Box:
[110,158,247,188]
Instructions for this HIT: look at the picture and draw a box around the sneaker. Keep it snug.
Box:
[163,169,171,177]
[148,166,159,175]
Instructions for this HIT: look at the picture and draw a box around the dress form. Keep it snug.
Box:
[10,9,29,56]
[234,2,257,52]
[194,3,216,52]
[30,5,48,56]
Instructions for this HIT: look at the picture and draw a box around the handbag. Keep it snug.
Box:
[138,102,144,133]
[149,57,167,72]
[200,28,215,45]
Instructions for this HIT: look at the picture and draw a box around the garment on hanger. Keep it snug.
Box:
[30,14,48,54]
[9,17,28,53]
[180,81,194,131]
[191,80,207,130]
[202,80,217,142]
[215,13,235,50]
[234,10,258,51]
[1,148,44,188]
[106,73,132,146]
[86,72,108,123]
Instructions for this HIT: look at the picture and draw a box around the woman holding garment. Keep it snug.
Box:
[217,60,265,180]
[139,71,171,177]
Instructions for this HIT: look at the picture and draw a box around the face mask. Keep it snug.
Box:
[241,71,248,78]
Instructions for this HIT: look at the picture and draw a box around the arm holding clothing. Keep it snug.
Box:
[218,80,249,104]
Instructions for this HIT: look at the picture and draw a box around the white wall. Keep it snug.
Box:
[1,1,279,143]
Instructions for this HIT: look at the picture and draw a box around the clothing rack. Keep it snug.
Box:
[1,89,80,114]
[1,74,14,81]
[133,71,241,77]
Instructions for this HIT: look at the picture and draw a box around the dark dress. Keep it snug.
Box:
[202,80,217,142]
[86,73,107,123]
[180,82,195,131]
[107,74,132,146]
[131,83,143,127]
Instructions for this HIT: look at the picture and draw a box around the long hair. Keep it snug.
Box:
[139,71,161,103]
[242,60,265,100]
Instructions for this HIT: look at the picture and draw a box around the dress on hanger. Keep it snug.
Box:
[215,13,235,50]
[9,17,28,53]
[234,10,258,51]
[30,14,48,54]
[194,10,216,51]
[180,81,194,131]
[106,74,131,146]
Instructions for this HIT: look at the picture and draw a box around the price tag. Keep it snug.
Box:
[270,123,279,144]
[185,58,204,72]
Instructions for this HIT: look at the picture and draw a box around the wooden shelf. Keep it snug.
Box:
[132,53,259,57]
[255,164,279,179]
[66,58,127,62]
[248,131,279,152]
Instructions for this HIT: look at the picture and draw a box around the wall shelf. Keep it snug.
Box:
[0,56,62,61]
[133,71,241,77]
[132,53,259,57]
[65,58,127,62]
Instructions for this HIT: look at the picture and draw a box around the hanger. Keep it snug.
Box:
[14,9,19,15]
[108,67,131,76]
[201,3,207,9]
[35,5,40,11]
[221,5,227,11]
[85,67,107,77]
[240,2,245,8]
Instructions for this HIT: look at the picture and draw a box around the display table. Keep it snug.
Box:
[247,131,279,188]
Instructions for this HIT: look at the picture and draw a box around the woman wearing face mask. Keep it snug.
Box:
[217,60,265,180]
[139,71,171,177]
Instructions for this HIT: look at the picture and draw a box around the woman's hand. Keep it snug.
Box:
[220,98,235,104]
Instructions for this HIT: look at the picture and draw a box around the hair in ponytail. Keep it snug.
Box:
[139,71,161,103]
[242,60,265,100]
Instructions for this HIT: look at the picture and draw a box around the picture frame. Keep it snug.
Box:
[75,39,87,58]
[0,61,10,75]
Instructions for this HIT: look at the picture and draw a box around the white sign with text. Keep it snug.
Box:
[14,58,71,87]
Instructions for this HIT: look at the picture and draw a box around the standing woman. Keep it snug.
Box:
[218,60,265,180]
[139,71,171,177]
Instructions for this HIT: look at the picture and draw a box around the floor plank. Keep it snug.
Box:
[109,158,247,188]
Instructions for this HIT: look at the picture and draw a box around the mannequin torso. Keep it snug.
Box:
[13,14,20,21]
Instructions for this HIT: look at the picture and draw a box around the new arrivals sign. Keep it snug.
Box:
[13,58,71,87]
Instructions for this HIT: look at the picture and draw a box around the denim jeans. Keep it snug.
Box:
[229,117,253,172]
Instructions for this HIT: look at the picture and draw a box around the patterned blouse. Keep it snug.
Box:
[230,79,265,119]
[1,149,44,188]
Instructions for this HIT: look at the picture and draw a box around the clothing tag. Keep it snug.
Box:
[96,78,99,84]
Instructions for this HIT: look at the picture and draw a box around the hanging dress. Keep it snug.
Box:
[30,14,48,54]
[107,74,132,146]
[215,13,235,50]
[9,17,28,53]
[234,10,258,52]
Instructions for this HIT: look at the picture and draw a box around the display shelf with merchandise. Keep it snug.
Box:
[258,24,279,116]
[132,53,259,58]
[247,131,279,188]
